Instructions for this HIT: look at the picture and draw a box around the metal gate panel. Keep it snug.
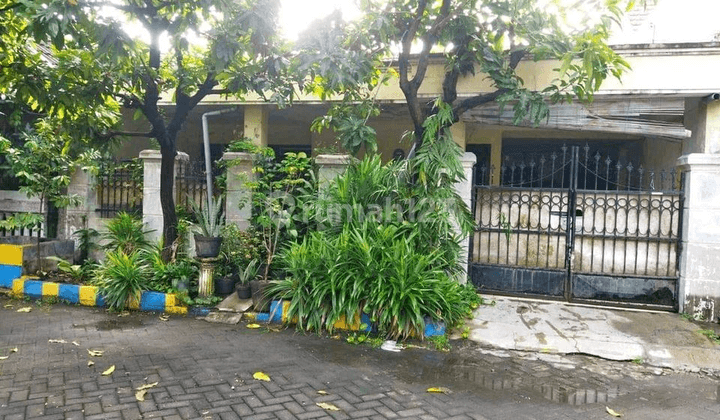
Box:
[469,144,683,310]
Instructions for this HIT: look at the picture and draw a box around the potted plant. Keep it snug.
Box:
[191,196,225,258]
[214,263,236,295]
[235,259,258,299]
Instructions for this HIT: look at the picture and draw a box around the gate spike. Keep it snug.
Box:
[649,170,656,191]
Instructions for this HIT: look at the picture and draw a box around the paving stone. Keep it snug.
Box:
[2,296,720,420]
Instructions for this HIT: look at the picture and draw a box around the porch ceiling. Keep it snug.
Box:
[461,97,691,141]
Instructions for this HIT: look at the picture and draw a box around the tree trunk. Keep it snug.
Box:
[159,141,178,261]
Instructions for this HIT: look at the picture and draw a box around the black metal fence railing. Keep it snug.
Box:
[176,160,220,212]
[470,145,683,308]
[96,162,143,218]
[476,143,680,193]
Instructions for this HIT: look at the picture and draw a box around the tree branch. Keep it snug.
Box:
[398,0,427,88]
[107,130,153,138]
[167,74,218,136]
[117,93,145,109]
[509,49,526,70]
[411,0,452,89]
[452,89,508,120]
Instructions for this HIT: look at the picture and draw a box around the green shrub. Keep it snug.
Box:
[271,222,479,340]
[144,246,198,293]
[45,256,97,284]
[96,251,151,310]
[219,224,263,275]
[270,148,479,340]
[103,212,152,254]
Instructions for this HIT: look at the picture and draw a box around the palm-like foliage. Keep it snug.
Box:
[102,212,152,254]
[191,197,225,237]
[96,251,151,311]
[272,151,480,340]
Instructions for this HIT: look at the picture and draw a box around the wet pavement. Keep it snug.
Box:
[1,295,720,419]
[457,297,720,372]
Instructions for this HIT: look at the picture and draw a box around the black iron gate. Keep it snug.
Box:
[469,145,684,310]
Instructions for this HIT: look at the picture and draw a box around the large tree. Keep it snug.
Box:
[1,0,292,257]
[301,0,643,155]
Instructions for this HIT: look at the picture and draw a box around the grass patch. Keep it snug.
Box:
[697,329,720,345]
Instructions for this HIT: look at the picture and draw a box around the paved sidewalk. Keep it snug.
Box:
[457,297,720,372]
[1,296,719,419]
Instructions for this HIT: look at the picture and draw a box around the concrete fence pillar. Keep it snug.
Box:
[222,152,254,230]
[316,154,352,191]
[454,152,477,284]
[57,167,103,260]
[140,150,189,243]
[677,153,720,321]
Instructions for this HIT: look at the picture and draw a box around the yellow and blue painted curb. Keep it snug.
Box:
[1,276,188,315]
[1,243,187,314]
[247,300,445,337]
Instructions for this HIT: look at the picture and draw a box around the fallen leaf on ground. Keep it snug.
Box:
[253,371,270,382]
[426,387,451,394]
[72,341,79,346]
[4,304,13,308]
[246,323,261,329]
[117,311,129,317]
[135,389,147,401]
[102,365,115,376]
[135,382,158,391]
[266,327,282,332]
[87,361,94,367]
[159,315,169,321]
[16,307,31,313]
[317,390,328,395]
[48,339,67,344]
[316,402,340,411]
[0,356,8,360]
[606,406,623,417]
[87,349,104,357]
[10,347,17,353]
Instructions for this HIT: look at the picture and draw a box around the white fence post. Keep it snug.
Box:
[140,150,188,243]
[677,154,720,321]
[221,152,254,230]
[454,152,477,284]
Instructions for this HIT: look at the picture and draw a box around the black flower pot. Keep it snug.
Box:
[195,235,222,258]
[215,275,236,296]
[235,283,251,299]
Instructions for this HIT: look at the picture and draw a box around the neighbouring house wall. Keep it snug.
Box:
[643,137,683,176]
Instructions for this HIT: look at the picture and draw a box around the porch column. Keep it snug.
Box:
[450,121,466,150]
[222,152,253,230]
[140,150,188,243]
[454,152,477,284]
[244,105,269,147]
